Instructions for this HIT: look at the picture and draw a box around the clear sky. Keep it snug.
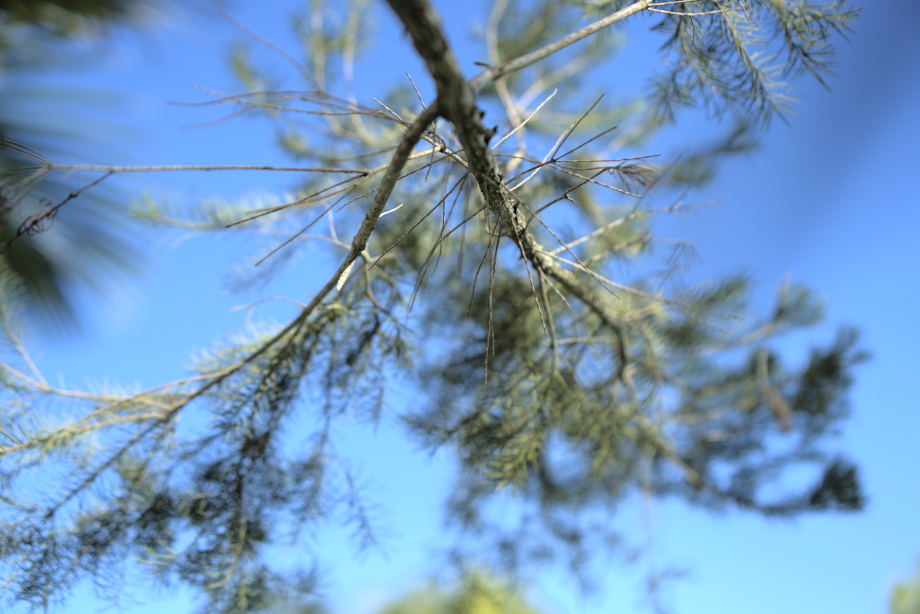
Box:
[7,1,920,613]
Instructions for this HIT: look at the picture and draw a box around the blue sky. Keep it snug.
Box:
[6,1,920,613]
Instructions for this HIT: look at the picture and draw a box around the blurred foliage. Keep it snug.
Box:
[892,558,920,614]
[278,572,542,614]
[0,0,149,331]
[0,0,152,72]
[379,573,543,614]
[0,0,135,37]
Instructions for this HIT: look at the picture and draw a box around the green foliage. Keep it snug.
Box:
[0,0,864,611]
[0,136,136,328]
[0,278,408,610]
[892,558,920,614]
[380,573,543,614]
[0,0,135,27]
[648,0,857,124]
[0,0,142,69]
[0,0,146,329]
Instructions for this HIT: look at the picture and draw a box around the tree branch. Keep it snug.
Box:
[386,0,629,335]
[469,0,651,91]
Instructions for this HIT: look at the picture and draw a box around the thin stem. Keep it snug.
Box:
[44,164,366,174]
[469,0,652,90]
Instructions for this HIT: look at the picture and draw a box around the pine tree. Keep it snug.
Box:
[0,1,864,612]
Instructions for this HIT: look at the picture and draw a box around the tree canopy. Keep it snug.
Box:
[0,1,864,612]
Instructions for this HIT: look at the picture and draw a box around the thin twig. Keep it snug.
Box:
[469,0,652,90]
[218,8,320,90]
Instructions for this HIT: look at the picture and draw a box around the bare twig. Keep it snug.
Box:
[469,0,652,90]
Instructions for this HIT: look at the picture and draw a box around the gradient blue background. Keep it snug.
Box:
[8,1,920,612]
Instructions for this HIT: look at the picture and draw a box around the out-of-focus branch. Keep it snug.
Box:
[469,0,651,91]
[484,0,523,147]
[0,100,442,511]
[17,163,368,174]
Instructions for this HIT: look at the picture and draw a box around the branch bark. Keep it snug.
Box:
[386,0,631,335]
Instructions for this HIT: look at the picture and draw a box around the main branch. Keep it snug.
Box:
[386,0,632,336]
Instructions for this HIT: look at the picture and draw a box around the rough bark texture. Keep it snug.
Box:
[386,0,630,335]
[350,101,441,257]
[386,0,525,239]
